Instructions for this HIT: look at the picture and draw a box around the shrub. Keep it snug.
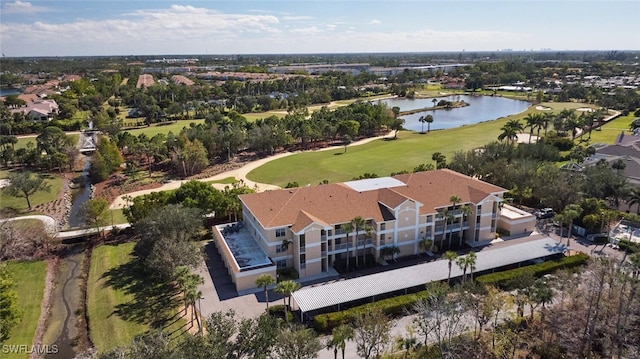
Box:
[476,254,589,290]
[314,289,429,333]
[268,304,293,322]
[618,239,640,254]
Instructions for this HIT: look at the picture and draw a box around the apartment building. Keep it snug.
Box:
[212,169,528,291]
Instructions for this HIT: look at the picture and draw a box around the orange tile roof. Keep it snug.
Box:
[240,169,506,229]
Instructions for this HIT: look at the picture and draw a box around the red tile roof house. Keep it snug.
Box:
[9,99,59,121]
[213,169,534,292]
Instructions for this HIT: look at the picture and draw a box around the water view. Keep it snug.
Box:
[379,95,531,132]
[0,87,20,96]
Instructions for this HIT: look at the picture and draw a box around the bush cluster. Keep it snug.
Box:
[476,253,589,290]
[618,239,640,254]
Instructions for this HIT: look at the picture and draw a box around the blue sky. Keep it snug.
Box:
[1,0,639,57]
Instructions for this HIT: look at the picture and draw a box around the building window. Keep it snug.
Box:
[379,234,385,245]
[276,244,283,253]
[328,229,333,236]
[380,223,386,231]
[276,259,287,268]
[276,228,286,238]
[300,254,306,269]
[426,215,433,223]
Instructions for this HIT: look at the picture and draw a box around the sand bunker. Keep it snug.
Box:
[535,105,552,111]
[577,107,595,112]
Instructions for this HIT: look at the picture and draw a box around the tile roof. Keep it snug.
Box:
[240,169,506,229]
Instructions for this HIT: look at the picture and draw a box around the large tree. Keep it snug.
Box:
[3,171,51,209]
[272,325,323,359]
[133,204,204,279]
[355,309,391,359]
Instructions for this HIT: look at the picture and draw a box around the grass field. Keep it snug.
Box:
[87,242,188,353]
[0,173,63,211]
[3,260,47,359]
[124,119,205,138]
[246,102,603,186]
[579,112,636,145]
[108,208,128,225]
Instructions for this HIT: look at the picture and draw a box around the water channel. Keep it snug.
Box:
[379,95,531,132]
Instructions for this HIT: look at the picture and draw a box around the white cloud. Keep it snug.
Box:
[281,15,314,21]
[288,26,323,36]
[1,1,50,14]
[326,24,337,30]
[369,19,381,25]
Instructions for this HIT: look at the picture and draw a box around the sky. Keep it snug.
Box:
[1,0,639,57]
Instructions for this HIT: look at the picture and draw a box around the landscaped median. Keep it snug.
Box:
[3,260,48,359]
[87,242,188,353]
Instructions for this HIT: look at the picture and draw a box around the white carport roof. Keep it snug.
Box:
[293,237,566,313]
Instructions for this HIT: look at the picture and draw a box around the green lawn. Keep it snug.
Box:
[205,176,238,185]
[108,208,128,225]
[87,242,188,353]
[247,103,595,186]
[3,260,47,359]
[124,120,205,138]
[580,111,636,145]
[0,173,63,211]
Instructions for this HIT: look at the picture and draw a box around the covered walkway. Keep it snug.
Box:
[293,236,565,319]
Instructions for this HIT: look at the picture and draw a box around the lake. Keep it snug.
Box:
[379,95,531,132]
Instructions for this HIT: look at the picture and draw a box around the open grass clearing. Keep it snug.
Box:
[247,103,591,186]
[205,176,238,185]
[87,242,189,353]
[578,112,636,145]
[3,260,47,359]
[0,172,62,211]
[123,119,205,138]
[108,208,128,225]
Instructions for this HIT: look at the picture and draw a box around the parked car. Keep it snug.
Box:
[535,208,554,219]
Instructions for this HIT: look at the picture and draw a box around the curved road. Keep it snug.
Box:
[109,132,392,209]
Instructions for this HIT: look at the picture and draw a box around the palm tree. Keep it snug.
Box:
[281,238,292,267]
[449,195,461,248]
[351,216,366,268]
[432,98,438,107]
[465,252,477,281]
[255,274,276,311]
[173,266,191,315]
[456,256,468,283]
[627,187,640,214]
[498,119,524,144]
[524,113,543,143]
[341,222,354,271]
[443,251,458,285]
[275,280,301,323]
[328,324,355,359]
[418,115,427,134]
[561,203,582,250]
[541,112,554,137]
[458,205,472,247]
[418,237,435,256]
[425,114,434,132]
[438,208,452,249]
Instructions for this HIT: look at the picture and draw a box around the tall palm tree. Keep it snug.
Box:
[255,274,276,311]
[281,238,292,267]
[443,251,457,285]
[351,216,366,268]
[456,256,468,283]
[425,114,434,132]
[418,115,427,134]
[328,324,355,359]
[524,113,543,143]
[275,280,301,323]
[626,187,640,214]
[341,222,354,271]
[432,98,438,107]
[561,203,582,250]
[438,208,452,249]
[498,119,524,144]
[466,252,477,281]
[449,195,461,248]
[541,112,554,137]
[458,205,472,247]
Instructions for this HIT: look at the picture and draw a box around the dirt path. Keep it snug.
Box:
[109,132,392,209]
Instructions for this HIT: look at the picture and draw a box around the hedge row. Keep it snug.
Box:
[314,289,428,333]
[476,253,590,290]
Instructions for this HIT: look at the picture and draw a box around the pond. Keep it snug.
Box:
[378,95,531,132]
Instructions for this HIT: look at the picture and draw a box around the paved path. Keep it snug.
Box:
[0,214,57,234]
[109,132,392,209]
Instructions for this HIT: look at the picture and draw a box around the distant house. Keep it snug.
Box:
[9,99,59,121]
